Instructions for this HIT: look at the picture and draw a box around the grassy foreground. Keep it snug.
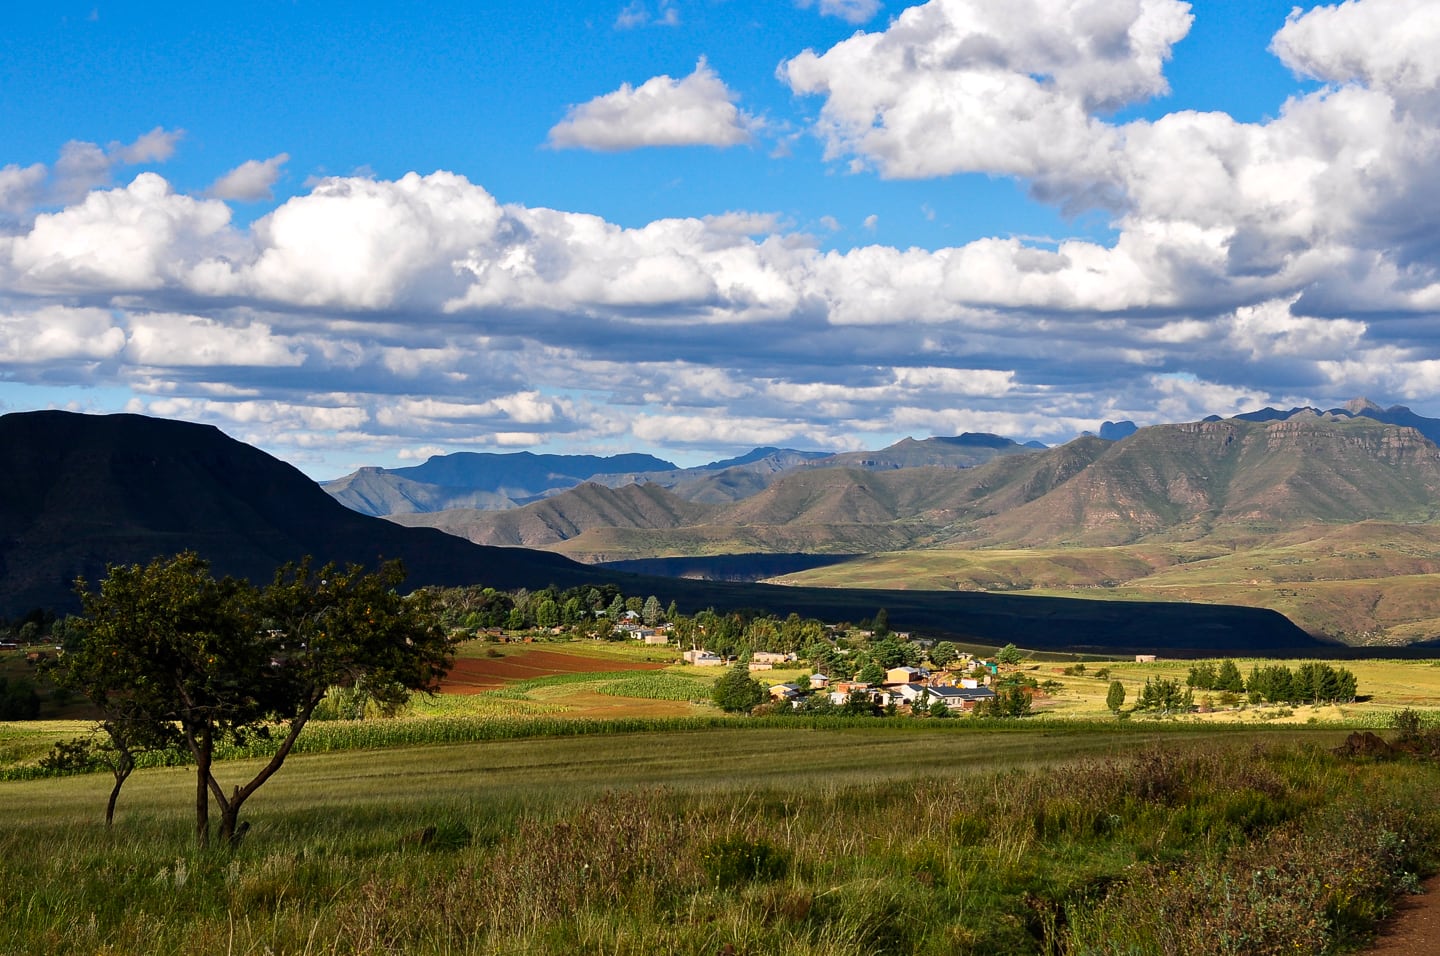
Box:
[2,724,1438,955]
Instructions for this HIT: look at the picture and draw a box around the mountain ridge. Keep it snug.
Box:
[0,411,619,616]
[0,409,1321,655]
[389,410,1440,567]
[324,434,1038,517]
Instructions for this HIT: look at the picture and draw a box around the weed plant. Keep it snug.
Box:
[1,736,1437,955]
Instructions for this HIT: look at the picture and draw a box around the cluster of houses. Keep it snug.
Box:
[768,663,999,714]
[608,612,672,645]
[680,646,1001,714]
[621,614,1004,715]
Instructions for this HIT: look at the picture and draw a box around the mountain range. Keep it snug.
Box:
[326,401,1440,646]
[376,406,1440,561]
[0,409,1319,655]
[323,433,1037,515]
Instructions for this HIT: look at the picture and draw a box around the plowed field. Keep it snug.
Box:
[441,648,666,694]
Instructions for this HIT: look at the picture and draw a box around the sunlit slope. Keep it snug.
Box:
[390,482,718,548]
[773,522,1440,644]
[963,415,1440,547]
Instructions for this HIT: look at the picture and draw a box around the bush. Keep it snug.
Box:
[1392,708,1424,744]
[711,664,765,713]
[39,737,98,773]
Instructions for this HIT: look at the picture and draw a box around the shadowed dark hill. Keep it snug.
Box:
[0,411,618,615]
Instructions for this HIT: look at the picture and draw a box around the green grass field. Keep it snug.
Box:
[8,641,1440,952]
[1024,657,1440,723]
[2,724,1438,954]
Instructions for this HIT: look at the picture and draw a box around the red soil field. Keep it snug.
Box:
[440,648,666,695]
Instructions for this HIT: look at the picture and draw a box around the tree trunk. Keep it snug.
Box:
[104,748,134,828]
[105,766,130,828]
[211,701,320,849]
[191,728,212,849]
[219,785,244,846]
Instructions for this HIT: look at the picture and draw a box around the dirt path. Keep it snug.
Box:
[1364,875,1440,955]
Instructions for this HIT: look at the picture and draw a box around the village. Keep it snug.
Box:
[604,612,1005,715]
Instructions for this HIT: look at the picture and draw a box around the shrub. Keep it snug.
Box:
[711,664,765,713]
[1392,708,1424,744]
[38,737,98,773]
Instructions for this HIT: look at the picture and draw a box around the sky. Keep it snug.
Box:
[3,0,1439,479]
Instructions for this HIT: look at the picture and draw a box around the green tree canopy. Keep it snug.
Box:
[1136,676,1191,715]
[1106,679,1126,714]
[1186,661,1217,690]
[856,660,886,685]
[61,553,452,847]
[1214,659,1246,693]
[711,663,765,713]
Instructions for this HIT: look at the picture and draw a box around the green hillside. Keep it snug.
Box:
[773,523,1440,645]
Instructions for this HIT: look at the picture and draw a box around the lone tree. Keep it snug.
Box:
[1106,679,1126,714]
[712,663,765,713]
[63,552,451,847]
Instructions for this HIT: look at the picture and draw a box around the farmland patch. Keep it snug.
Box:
[440,647,667,694]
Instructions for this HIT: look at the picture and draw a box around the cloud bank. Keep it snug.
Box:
[3,0,1440,473]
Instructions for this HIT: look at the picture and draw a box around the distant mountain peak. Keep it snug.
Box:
[1344,397,1385,414]
[702,447,825,469]
[1099,420,1138,441]
[931,432,1017,449]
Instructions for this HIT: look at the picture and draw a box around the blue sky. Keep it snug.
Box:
[3,0,1438,478]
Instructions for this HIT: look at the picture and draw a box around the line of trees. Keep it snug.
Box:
[1185,659,1246,693]
[1245,662,1358,705]
[426,584,676,634]
[1135,677,1193,715]
[1185,658,1359,705]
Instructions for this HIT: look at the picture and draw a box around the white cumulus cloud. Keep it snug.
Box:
[780,0,1192,189]
[208,154,290,202]
[1271,0,1440,96]
[548,58,756,151]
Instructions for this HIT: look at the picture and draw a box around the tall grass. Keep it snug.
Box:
[0,711,1364,782]
[1,735,1437,954]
